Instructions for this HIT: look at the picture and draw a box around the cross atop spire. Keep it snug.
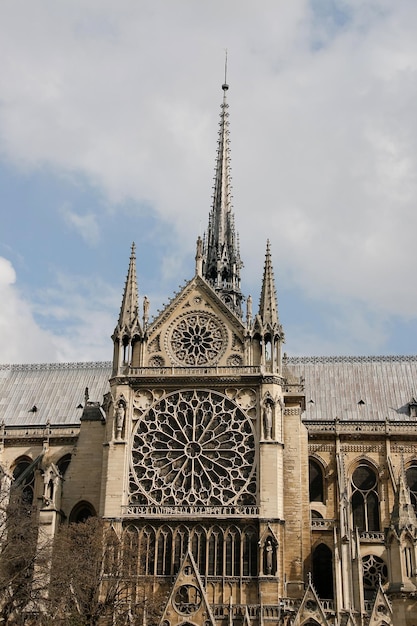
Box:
[202,80,243,317]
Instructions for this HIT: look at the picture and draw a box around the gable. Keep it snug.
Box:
[145,276,246,368]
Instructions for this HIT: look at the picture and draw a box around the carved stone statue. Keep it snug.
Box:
[115,401,125,440]
[263,402,273,440]
[264,537,275,575]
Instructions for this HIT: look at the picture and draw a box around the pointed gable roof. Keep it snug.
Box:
[292,574,331,626]
[159,550,216,626]
[368,582,393,625]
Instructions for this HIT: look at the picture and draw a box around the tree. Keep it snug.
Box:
[0,488,51,624]
[45,518,164,626]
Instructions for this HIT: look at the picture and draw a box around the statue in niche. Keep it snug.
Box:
[115,400,125,440]
[42,466,60,508]
[263,401,273,440]
[264,537,276,575]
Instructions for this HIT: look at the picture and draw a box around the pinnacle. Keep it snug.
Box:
[259,240,279,327]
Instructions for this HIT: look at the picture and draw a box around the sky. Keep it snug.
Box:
[1,0,417,364]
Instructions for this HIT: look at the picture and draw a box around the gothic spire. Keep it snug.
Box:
[116,242,139,334]
[202,80,243,317]
[258,240,280,328]
[390,461,417,534]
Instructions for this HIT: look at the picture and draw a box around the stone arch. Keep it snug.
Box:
[207,525,224,576]
[312,543,334,599]
[349,460,381,532]
[12,455,35,505]
[225,525,242,576]
[56,453,72,477]
[156,525,173,575]
[309,457,326,503]
[69,500,96,523]
[191,525,207,575]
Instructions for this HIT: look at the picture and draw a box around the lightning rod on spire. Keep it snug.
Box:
[223,49,229,91]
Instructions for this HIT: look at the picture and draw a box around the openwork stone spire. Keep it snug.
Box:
[115,242,139,335]
[258,240,280,328]
[202,81,243,317]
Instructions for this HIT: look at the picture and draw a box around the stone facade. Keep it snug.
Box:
[1,84,417,626]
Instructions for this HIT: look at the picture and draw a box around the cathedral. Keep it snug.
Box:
[1,81,417,626]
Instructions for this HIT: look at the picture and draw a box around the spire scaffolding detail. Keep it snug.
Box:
[202,81,243,317]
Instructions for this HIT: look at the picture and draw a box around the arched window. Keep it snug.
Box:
[362,554,387,600]
[138,525,155,575]
[406,464,417,513]
[242,526,258,576]
[57,454,72,477]
[312,544,334,599]
[351,464,380,531]
[12,458,35,505]
[69,501,96,523]
[156,526,172,575]
[225,527,241,576]
[309,459,324,503]
[191,526,206,575]
[123,526,139,576]
[173,526,188,574]
[208,526,223,576]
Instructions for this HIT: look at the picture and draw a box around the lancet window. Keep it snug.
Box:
[351,464,380,532]
[12,458,35,505]
[309,458,324,503]
[122,523,258,578]
[312,543,334,599]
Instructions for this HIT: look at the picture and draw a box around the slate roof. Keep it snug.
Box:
[0,356,416,427]
[0,362,111,426]
[286,355,417,422]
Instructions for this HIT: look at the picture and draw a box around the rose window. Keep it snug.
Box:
[167,312,227,366]
[130,389,256,506]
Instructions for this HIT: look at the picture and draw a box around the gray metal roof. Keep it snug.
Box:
[1,356,416,426]
[0,362,111,426]
[286,355,417,422]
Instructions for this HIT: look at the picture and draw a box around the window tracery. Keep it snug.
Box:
[351,464,380,531]
[130,389,256,506]
[166,312,227,366]
[121,524,257,578]
[362,554,387,600]
[12,458,35,505]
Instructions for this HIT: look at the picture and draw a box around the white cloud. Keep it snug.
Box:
[61,205,100,245]
[31,270,120,362]
[0,257,58,363]
[0,1,417,358]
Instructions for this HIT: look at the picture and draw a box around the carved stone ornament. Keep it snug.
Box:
[129,389,256,506]
[174,585,202,615]
[166,311,227,366]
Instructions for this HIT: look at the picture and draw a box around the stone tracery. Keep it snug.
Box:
[167,312,227,366]
[129,389,256,506]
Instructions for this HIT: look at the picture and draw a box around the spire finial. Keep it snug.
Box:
[223,49,229,91]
